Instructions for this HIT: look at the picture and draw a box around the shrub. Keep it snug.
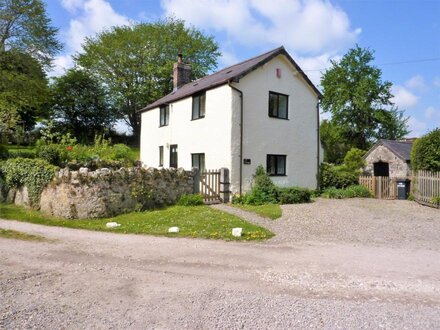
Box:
[277,187,311,204]
[319,162,359,190]
[177,194,204,206]
[0,145,9,159]
[38,145,62,166]
[322,185,372,199]
[411,129,440,172]
[0,158,58,206]
[432,196,440,206]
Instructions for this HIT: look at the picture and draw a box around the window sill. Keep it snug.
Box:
[268,115,289,120]
[191,116,205,121]
[159,125,169,128]
[268,174,287,177]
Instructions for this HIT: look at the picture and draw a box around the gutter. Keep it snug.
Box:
[228,81,244,195]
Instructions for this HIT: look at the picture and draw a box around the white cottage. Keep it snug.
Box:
[139,46,322,194]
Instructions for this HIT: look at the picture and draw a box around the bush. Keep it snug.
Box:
[0,158,58,206]
[277,187,311,204]
[322,185,372,199]
[177,194,204,206]
[38,145,62,166]
[411,128,440,172]
[319,162,359,190]
[231,166,311,205]
[0,145,9,159]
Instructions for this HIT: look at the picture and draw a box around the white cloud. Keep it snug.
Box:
[51,0,129,76]
[391,85,418,109]
[407,117,428,137]
[61,0,86,13]
[405,75,425,90]
[161,0,360,55]
[424,106,437,119]
[49,55,74,77]
[295,53,340,87]
[434,77,440,88]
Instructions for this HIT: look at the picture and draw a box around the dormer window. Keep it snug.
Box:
[160,105,169,126]
[192,92,206,120]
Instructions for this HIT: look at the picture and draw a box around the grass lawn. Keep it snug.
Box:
[232,204,282,220]
[0,228,47,241]
[0,203,273,241]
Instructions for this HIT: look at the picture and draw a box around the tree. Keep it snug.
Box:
[0,50,49,135]
[51,69,116,143]
[75,17,220,138]
[343,148,366,171]
[411,128,440,172]
[320,45,409,151]
[320,119,349,164]
[0,0,61,67]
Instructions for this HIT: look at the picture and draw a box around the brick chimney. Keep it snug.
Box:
[173,53,191,90]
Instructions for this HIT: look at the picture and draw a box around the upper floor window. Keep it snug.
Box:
[268,91,288,119]
[160,105,169,126]
[192,92,206,120]
[267,154,286,176]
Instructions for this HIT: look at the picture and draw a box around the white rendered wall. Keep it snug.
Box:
[230,54,320,191]
[140,85,233,173]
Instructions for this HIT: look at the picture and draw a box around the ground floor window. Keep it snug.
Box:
[267,154,286,176]
[159,146,163,166]
[170,144,178,168]
[191,153,205,172]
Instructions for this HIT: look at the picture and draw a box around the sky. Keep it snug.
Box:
[45,0,440,137]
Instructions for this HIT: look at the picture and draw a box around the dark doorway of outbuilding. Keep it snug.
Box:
[374,161,389,177]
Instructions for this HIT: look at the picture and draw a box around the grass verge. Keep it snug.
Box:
[0,228,47,241]
[232,204,282,220]
[0,203,273,241]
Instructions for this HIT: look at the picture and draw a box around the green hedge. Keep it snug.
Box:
[177,194,204,206]
[411,128,440,172]
[319,162,359,190]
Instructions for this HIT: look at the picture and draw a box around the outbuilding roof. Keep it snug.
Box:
[365,139,414,161]
[138,46,321,112]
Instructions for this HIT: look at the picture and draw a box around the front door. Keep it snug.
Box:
[170,144,178,168]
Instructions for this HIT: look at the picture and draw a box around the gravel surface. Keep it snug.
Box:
[1,199,439,329]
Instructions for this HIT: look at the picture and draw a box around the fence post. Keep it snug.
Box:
[192,167,200,194]
[219,167,230,203]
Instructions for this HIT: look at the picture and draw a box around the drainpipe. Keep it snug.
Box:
[316,99,321,190]
[228,82,243,195]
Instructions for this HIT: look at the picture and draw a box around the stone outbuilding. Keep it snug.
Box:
[363,139,414,179]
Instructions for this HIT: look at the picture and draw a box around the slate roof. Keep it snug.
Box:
[138,46,321,112]
[366,139,414,161]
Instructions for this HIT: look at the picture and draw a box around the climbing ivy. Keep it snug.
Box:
[0,158,58,207]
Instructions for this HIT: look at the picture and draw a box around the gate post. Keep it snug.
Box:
[219,167,230,203]
[192,167,200,194]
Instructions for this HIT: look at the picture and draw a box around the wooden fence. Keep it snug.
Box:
[411,170,440,208]
[359,176,397,199]
[199,169,221,203]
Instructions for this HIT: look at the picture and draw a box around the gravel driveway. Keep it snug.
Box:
[1,199,439,329]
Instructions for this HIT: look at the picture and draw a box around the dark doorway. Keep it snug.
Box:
[374,161,389,176]
[169,144,178,168]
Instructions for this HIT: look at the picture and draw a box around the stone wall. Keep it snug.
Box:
[364,145,411,178]
[37,167,195,219]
